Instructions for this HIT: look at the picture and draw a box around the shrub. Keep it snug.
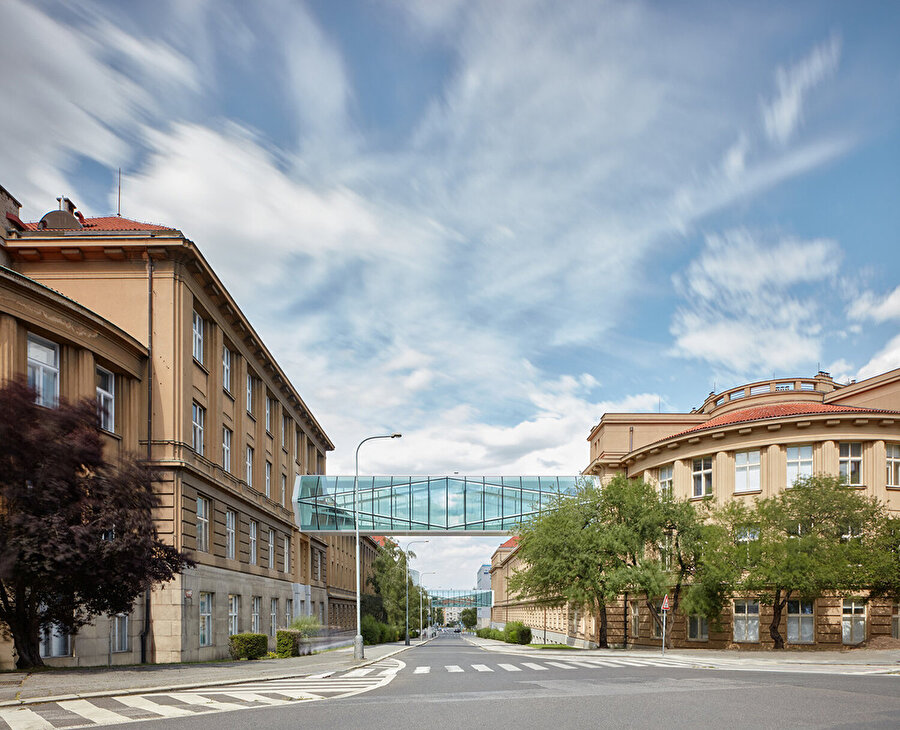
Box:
[276,629,303,658]
[290,614,322,639]
[409,628,419,639]
[503,621,532,645]
[490,628,504,641]
[476,627,495,639]
[229,633,268,660]
[361,614,382,645]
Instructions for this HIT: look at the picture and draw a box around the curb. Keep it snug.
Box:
[0,640,429,709]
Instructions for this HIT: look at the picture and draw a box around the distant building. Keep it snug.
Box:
[493,370,900,649]
[476,564,491,627]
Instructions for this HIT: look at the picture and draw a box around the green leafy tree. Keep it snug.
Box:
[695,475,887,649]
[510,478,621,647]
[460,607,477,630]
[366,542,426,632]
[869,515,900,602]
[597,475,713,646]
[0,379,194,669]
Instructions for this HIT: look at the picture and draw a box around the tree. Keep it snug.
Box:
[460,607,477,630]
[0,379,194,669]
[510,478,622,647]
[694,475,887,649]
[367,541,425,630]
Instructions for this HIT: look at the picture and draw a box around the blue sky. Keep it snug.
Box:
[3,0,900,587]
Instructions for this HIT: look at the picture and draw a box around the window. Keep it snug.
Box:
[268,529,276,568]
[196,496,210,552]
[265,397,272,432]
[199,592,213,646]
[842,599,866,644]
[249,520,257,565]
[246,374,254,414]
[252,597,261,634]
[40,624,71,657]
[192,310,204,364]
[222,346,232,393]
[270,598,278,636]
[775,383,793,391]
[800,381,815,390]
[688,615,708,641]
[265,461,272,498]
[27,334,59,408]
[787,600,814,644]
[284,536,291,573]
[630,601,639,640]
[749,385,769,395]
[733,599,759,642]
[282,415,288,449]
[246,446,254,487]
[96,367,115,432]
[282,474,288,506]
[734,450,760,493]
[657,465,673,497]
[225,509,236,560]
[228,594,239,635]
[191,402,205,455]
[285,599,293,628]
[222,427,232,473]
[887,444,900,488]
[692,457,713,497]
[112,613,129,653]
[839,443,862,485]
[786,445,813,487]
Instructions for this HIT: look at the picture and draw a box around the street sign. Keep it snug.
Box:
[661,594,669,611]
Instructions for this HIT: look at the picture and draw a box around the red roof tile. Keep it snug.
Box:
[498,536,519,549]
[24,215,175,232]
[675,402,898,437]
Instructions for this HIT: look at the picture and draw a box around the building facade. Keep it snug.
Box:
[0,188,372,667]
[492,369,900,649]
[475,563,492,628]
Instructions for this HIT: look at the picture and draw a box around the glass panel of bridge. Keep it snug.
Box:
[465,478,483,528]
[429,477,448,530]
[483,480,502,523]
[411,479,429,529]
[393,480,410,530]
[447,479,465,529]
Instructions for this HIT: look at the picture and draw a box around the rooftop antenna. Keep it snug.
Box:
[117,168,122,216]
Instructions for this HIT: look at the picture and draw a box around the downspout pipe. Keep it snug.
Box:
[140,254,154,664]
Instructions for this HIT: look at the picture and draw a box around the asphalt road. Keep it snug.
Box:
[79,633,900,730]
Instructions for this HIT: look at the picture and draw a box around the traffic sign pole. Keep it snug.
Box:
[661,594,669,655]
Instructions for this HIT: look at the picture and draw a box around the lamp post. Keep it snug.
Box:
[404,539,428,646]
[354,433,401,660]
[420,571,436,641]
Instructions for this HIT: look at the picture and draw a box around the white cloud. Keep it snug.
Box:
[670,229,841,375]
[857,334,900,381]
[848,285,900,322]
[762,35,841,145]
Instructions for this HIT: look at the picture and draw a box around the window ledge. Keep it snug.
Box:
[733,489,761,496]
[224,389,234,402]
[193,358,209,375]
[690,494,712,502]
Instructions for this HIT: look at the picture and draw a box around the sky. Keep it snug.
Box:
[3,0,900,588]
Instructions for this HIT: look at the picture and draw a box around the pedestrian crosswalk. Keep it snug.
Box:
[405,656,710,675]
[0,659,404,730]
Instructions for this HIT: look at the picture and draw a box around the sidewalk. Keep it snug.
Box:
[464,635,900,670]
[0,639,425,707]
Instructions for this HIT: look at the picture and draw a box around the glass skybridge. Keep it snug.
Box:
[429,589,493,609]
[293,475,591,535]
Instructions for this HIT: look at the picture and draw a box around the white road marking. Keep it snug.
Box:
[522,662,548,671]
[344,667,376,677]
[497,663,521,672]
[0,707,55,730]
[115,695,196,717]
[166,692,249,711]
[413,666,431,674]
[545,661,576,669]
[472,664,493,672]
[57,699,130,725]
[445,665,464,672]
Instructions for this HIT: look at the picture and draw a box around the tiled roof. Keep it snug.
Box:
[498,536,519,549]
[675,402,898,437]
[25,215,175,232]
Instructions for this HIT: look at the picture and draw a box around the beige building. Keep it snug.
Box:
[0,187,373,667]
[493,369,900,650]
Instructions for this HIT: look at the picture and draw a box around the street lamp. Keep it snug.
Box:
[420,571,436,641]
[404,539,429,646]
[354,433,402,660]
